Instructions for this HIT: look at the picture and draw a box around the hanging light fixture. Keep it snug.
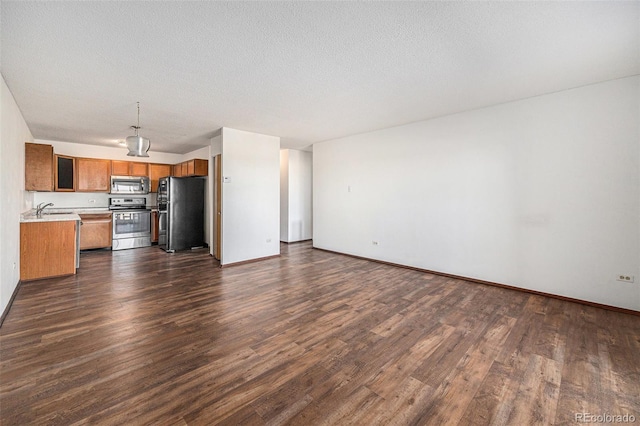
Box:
[125,102,150,157]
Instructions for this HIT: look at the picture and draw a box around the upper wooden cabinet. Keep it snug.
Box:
[149,163,172,193]
[25,146,208,194]
[76,158,111,192]
[55,155,76,192]
[25,143,54,191]
[190,159,208,176]
[111,160,129,176]
[171,159,208,178]
[111,160,149,177]
[130,162,149,177]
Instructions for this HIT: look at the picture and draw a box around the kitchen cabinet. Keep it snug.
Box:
[189,159,208,176]
[151,211,159,243]
[79,213,112,249]
[25,143,54,191]
[111,160,130,175]
[55,155,76,191]
[171,159,208,177]
[21,220,77,280]
[111,160,149,177]
[130,162,148,177]
[149,163,172,193]
[76,158,111,192]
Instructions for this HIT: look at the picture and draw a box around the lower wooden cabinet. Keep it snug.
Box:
[21,220,77,281]
[151,211,159,243]
[79,213,112,249]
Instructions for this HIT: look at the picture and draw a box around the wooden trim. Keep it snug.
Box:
[214,155,221,260]
[0,280,21,328]
[313,247,640,317]
[220,254,280,269]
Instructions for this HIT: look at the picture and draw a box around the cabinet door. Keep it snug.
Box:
[180,162,188,176]
[25,143,54,191]
[55,155,76,191]
[21,221,76,280]
[111,160,130,176]
[172,164,182,177]
[186,160,195,176]
[149,164,171,193]
[151,211,159,243]
[193,159,208,176]
[76,158,111,192]
[130,162,149,177]
[79,214,112,249]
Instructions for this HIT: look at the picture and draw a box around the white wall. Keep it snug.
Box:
[313,76,640,311]
[182,146,210,162]
[1,75,34,315]
[280,149,312,243]
[221,127,280,265]
[280,150,290,242]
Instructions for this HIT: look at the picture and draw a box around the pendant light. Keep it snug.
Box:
[125,102,150,157]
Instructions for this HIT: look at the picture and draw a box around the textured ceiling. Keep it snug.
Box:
[1,2,638,154]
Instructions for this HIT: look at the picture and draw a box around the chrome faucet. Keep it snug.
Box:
[36,202,54,217]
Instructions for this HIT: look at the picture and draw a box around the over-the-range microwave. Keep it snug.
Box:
[110,175,150,195]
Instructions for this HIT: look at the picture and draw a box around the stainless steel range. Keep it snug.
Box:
[109,197,151,250]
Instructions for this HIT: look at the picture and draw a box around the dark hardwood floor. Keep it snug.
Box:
[1,242,639,425]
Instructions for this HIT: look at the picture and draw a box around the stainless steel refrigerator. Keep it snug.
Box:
[157,176,205,252]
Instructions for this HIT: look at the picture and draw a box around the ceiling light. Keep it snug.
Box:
[125,102,150,157]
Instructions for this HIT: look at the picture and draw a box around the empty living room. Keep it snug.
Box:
[1,1,639,425]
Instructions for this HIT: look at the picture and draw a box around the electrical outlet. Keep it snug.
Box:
[616,275,635,283]
[372,241,379,246]
[266,238,272,243]
[12,262,16,270]
[88,199,96,203]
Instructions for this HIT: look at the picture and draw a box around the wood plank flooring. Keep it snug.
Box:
[1,242,639,425]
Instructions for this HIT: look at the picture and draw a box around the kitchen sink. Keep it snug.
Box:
[44,212,73,215]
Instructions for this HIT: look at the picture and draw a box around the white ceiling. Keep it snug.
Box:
[1,2,638,154]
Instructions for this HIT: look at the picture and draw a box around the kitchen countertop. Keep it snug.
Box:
[20,207,111,223]
[21,212,81,223]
